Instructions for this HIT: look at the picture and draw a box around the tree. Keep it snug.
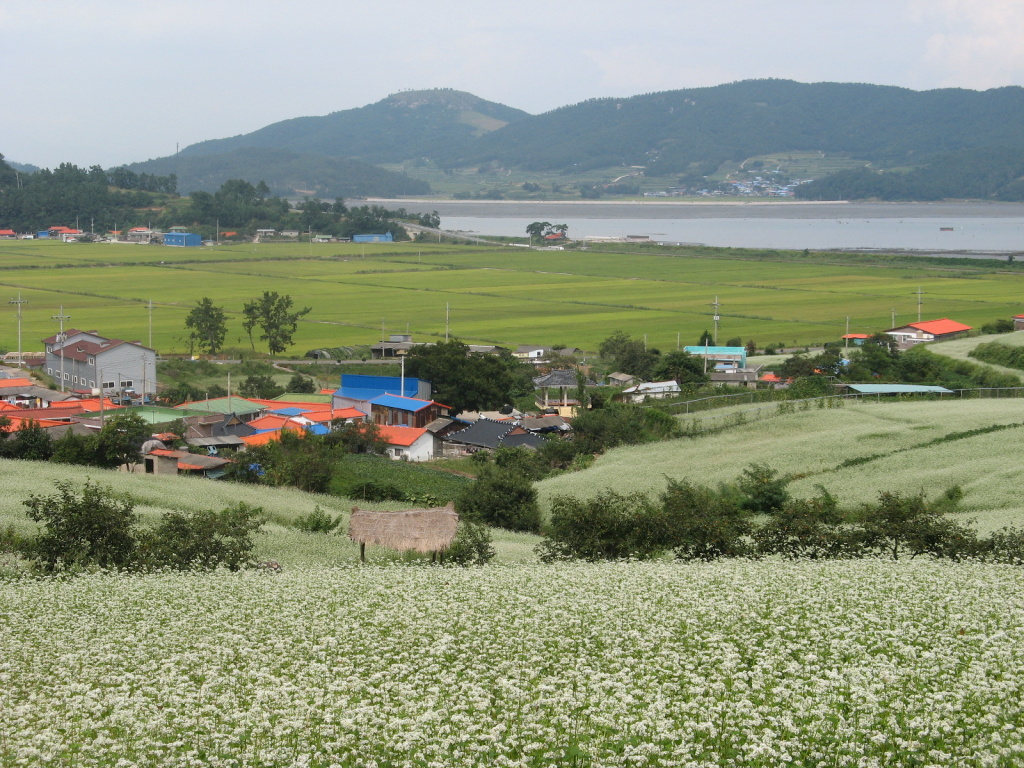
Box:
[662,478,751,561]
[738,463,791,514]
[286,372,317,393]
[239,374,285,399]
[857,490,976,560]
[242,291,311,355]
[455,466,541,533]
[25,480,138,571]
[137,503,265,571]
[403,340,532,415]
[653,350,708,386]
[538,490,667,561]
[525,221,552,240]
[95,411,150,471]
[184,297,228,355]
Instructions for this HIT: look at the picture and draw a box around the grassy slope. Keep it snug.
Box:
[0,460,539,566]
[537,397,1024,533]
[928,332,1024,382]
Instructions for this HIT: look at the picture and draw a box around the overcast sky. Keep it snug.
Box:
[4,0,1024,169]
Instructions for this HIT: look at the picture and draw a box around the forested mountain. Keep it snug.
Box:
[126,148,429,199]
[456,80,1024,175]
[165,81,1024,179]
[178,89,528,164]
[795,147,1024,201]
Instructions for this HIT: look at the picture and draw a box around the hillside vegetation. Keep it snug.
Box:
[537,397,1024,533]
[0,460,539,567]
[124,81,1024,199]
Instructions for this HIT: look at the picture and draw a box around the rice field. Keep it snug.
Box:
[3,560,1024,767]
[1,239,1023,355]
[538,397,1024,532]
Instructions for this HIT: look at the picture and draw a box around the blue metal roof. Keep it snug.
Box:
[334,374,421,401]
[270,407,309,416]
[370,394,432,412]
[683,346,746,356]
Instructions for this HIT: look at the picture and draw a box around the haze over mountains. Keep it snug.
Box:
[122,80,1024,201]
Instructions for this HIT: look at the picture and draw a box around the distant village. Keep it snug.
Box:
[0,226,393,245]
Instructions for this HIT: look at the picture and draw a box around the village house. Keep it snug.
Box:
[885,319,972,350]
[43,329,156,399]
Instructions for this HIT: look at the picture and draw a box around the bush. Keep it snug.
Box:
[737,463,791,514]
[138,503,265,571]
[978,527,1024,565]
[753,488,852,559]
[537,490,665,562]
[445,520,496,566]
[456,466,541,533]
[293,506,341,533]
[24,480,139,571]
[662,478,752,561]
[856,490,977,561]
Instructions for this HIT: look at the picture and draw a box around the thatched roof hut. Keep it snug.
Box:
[349,503,459,557]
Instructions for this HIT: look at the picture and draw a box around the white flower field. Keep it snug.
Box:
[3,560,1024,767]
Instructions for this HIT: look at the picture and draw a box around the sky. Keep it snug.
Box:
[4,0,1024,169]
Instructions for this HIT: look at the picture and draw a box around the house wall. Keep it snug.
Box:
[387,433,436,462]
[96,345,157,395]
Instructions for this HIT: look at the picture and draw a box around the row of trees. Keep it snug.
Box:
[184,291,310,356]
[537,464,1021,564]
[0,156,178,233]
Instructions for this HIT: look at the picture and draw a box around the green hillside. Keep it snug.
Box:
[537,397,1024,533]
[127,147,430,198]
[179,89,529,164]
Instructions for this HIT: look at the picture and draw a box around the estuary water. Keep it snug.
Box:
[374,200,1024,254]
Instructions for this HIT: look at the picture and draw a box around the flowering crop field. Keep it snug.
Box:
[3,560,1024,767]
[539,398,1024,532]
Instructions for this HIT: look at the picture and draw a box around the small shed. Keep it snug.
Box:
[349,503,459,561]
[164,232,201,247]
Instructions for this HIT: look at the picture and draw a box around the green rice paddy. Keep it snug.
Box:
[0,239,1021,356]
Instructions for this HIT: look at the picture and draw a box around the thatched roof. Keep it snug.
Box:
[349,503,459,553]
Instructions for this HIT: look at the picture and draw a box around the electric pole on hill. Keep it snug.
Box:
[9,292,26,368]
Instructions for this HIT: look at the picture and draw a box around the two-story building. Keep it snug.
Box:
[43,329,156,398]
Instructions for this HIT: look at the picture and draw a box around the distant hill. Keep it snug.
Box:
[129,80,1024,200]
[179,89,529,164]
[127,147,430,198]
[457,80,1024,175]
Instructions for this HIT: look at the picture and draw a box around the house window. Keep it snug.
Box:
[88,356,94,365]
[47,368,52,375]
[120,380,133,388]
[89,380,95,387]
[63,372,69,380]
[73,376,78,384]
[102,381,115,389]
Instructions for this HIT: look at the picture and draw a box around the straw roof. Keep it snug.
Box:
[348,503,459,554]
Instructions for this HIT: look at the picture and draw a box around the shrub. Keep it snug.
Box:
[293,506,341,533]
[456,466,541,533]
[978,527,1024,565]
[856,490,977,561]
[737,463,791,514]
[24,480,139,571]
[662,478,752,561]
[537,490,664,562]
[138,502,265,571]
[445,520,496,566]
[753,488,851,559]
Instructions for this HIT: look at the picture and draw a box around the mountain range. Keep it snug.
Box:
[123,80,1024,200]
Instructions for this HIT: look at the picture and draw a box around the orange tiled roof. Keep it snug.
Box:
[907,319,972,335]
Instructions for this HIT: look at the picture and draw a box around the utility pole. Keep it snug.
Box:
[51,306,70,391]
[148,299,153,349]
[915,286,923,322]
[9,292,26,368]
[445,303,450,342]
[845,316,850,352]
[891,308,896,328]
[711,295,721,344]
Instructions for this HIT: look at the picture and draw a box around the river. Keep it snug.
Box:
[369,200,1024,254]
